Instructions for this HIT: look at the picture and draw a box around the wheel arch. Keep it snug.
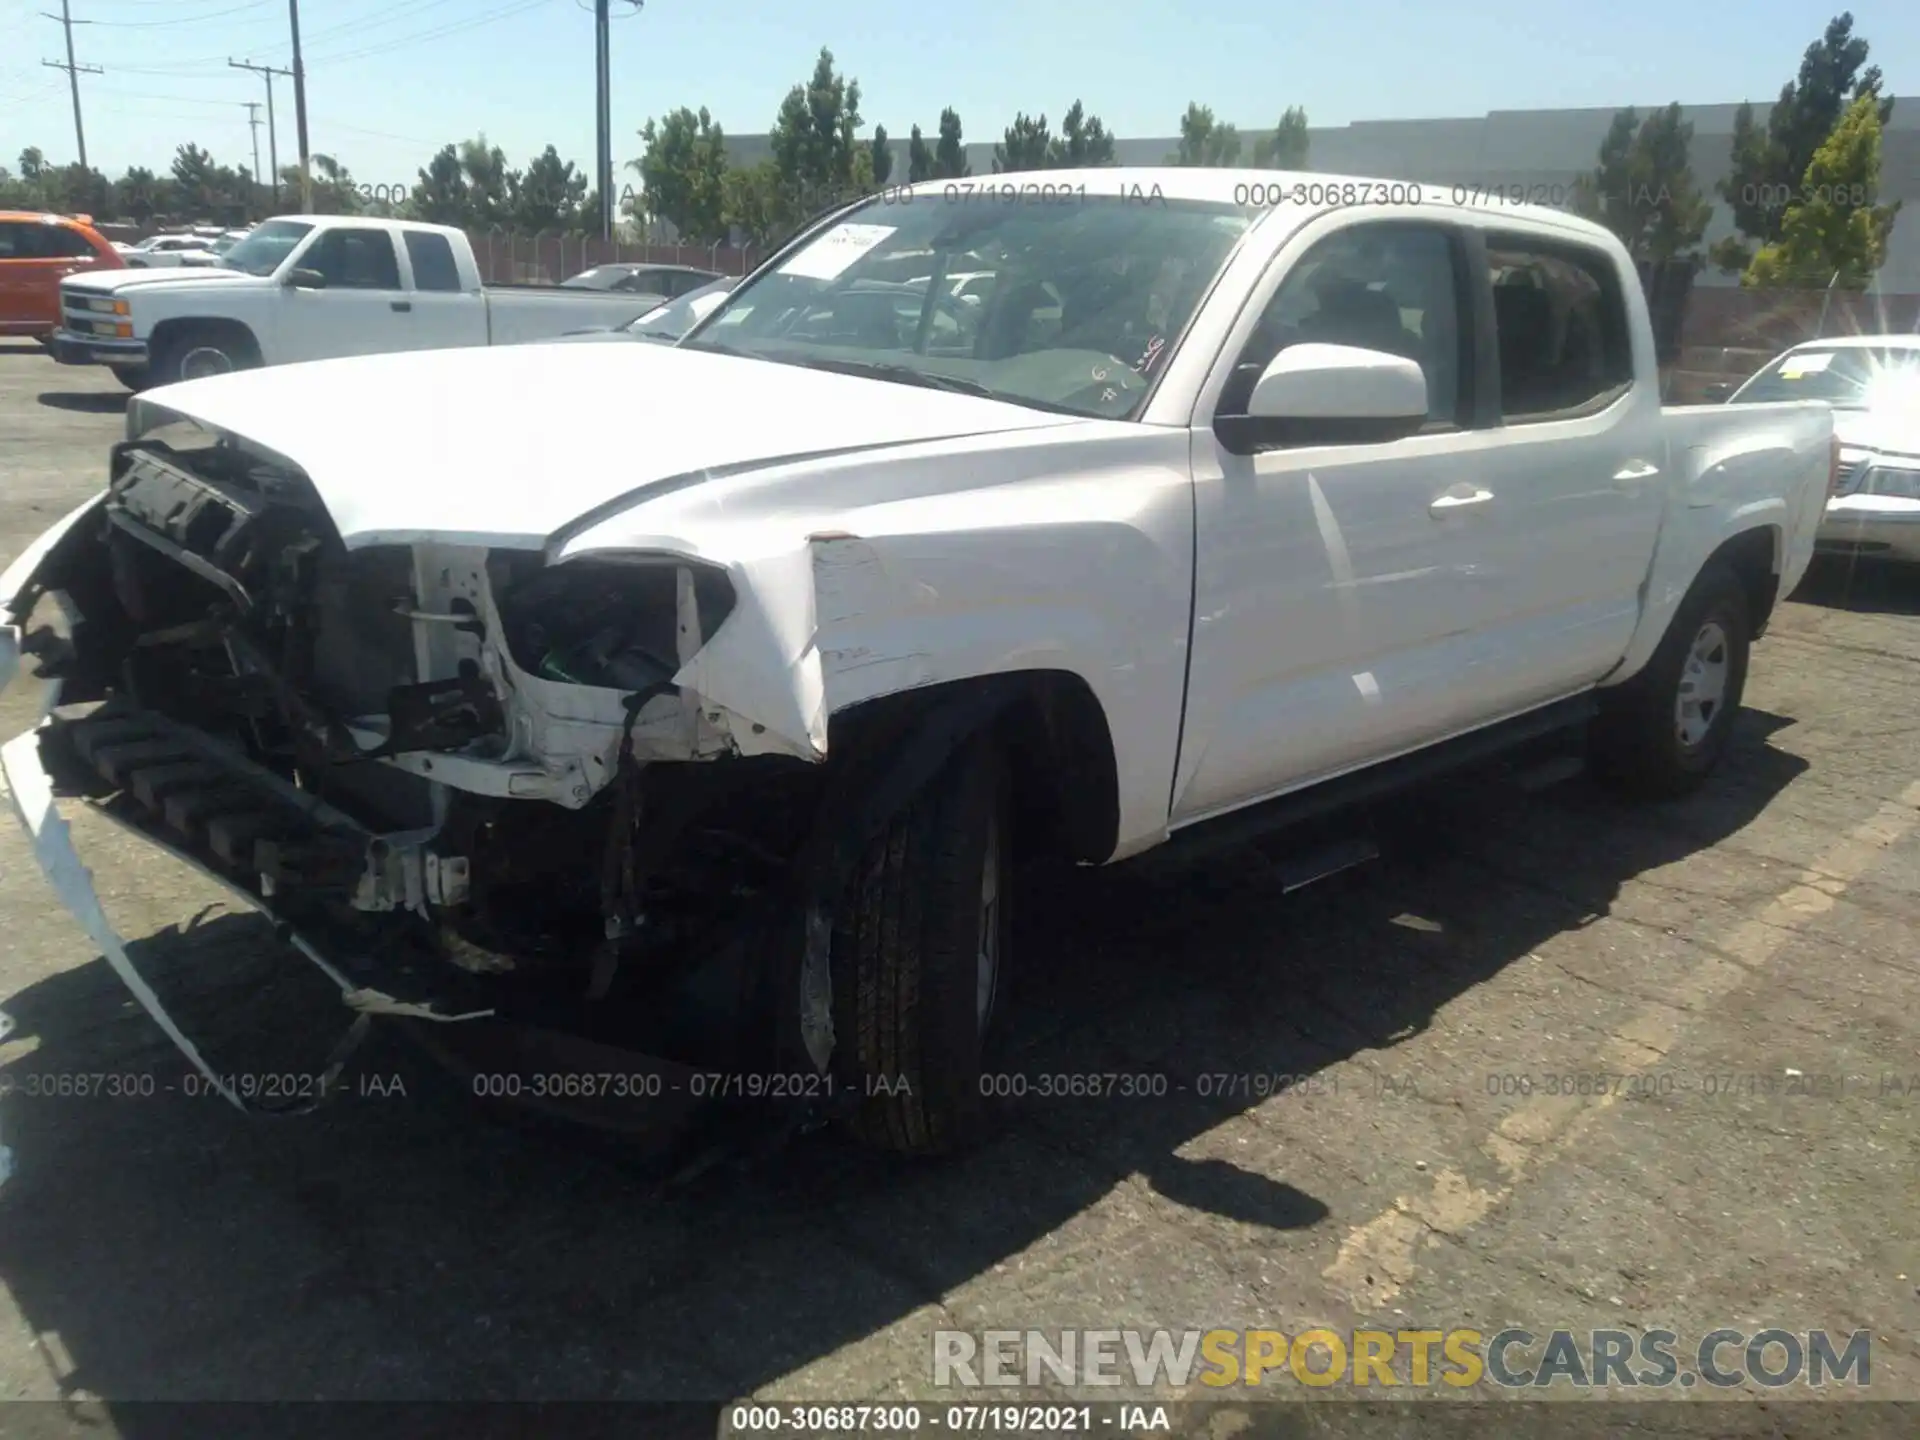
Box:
[825,670,1121,866]
[1610,518,1784,687]
[148,316,263,370]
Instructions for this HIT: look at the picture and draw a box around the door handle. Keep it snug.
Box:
[1429,487,1494,515]
[390,299,412,312]
[1613,461,1660,484]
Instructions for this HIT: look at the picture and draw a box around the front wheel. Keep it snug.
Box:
[831,730,1012,1155]
[148,328,260,387]
[110,364,151,392]
[1592,561,1752,798]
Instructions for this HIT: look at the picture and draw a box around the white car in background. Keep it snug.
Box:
[1723,335,1920,563]
[118,233,225,269]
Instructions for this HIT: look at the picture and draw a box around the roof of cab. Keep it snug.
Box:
[890,167,1626,245]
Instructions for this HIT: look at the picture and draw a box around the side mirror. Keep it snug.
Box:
[284,267,327,289]
[1702,382,1734,403]
[1219,342,1430,453]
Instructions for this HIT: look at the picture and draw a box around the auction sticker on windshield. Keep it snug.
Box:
[1778,351,1835,378]
[779,223,897,281]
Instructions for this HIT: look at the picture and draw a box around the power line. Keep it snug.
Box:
[306,0,552,65]
[41,0,103,172]
[73,2,273,28]
[230,56,289,206]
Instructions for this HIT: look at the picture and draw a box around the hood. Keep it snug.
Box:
[63,267,258,296]
[129,341,1082,550]
[1834,407,1920,461]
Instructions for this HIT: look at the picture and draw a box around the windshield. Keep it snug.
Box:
[563,267,622,289]
[218,219,314,276]
[627,278,735,338]
[682,191,1252,419]
[1730,346,1920,409]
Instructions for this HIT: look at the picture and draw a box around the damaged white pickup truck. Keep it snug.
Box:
[1,169,1837,1157]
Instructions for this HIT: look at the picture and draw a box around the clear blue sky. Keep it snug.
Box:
[1,0,1915,190]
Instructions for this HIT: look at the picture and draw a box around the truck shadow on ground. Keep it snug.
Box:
[1792,554,1920,616]
[0,711,1806,1407]
[34,391,128,415]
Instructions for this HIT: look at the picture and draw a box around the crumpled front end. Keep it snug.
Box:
[0,429,845,1138]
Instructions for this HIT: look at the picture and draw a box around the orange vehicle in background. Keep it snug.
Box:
[0,211,125,342]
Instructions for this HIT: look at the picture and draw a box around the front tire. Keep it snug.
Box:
[831,730,1012,1155]
[1592,561,1752,798]
[110,363,151,392]
[148,327,260,387]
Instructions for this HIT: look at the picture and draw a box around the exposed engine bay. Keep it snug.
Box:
[3,431,867,1143]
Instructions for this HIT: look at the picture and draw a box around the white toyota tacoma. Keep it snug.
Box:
[1,169,1837,1156]
[48,215,648,391]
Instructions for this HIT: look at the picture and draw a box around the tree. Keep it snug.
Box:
[1170,103,1241,166]
[18,148,47,183]
[993,112,1050,172]
[770,47,865,213]
[1573,104,1711,263]
[869,125,893,186]
[1253,107,1310,168]
[1046,100,1114,167]
[633,106,731,243]
[113,166,168,224]
[412,144,469,226]
[302,153,365,217]
[906,124,934,183]
[721,160,791,248]
[1744,91,1900,289]
[511,144,589,231]
[933,107,969,178]
[1712,12,1891,272]
[459,134,511,227]
[169,143,220,215]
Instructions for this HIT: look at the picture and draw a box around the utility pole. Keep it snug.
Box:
[595,0,613,240]
[41,0,102,173]
[288,0,312,211]
[229,59,290,208]
[242,102,264,213]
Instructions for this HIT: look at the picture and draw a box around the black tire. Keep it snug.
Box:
[1592,561,1751,799]
[109,364,151,392]
[148,326,260,387]
[831,730,1012,1155]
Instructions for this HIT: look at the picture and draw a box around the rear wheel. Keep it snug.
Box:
[1592,561,1751,798]
[831,730,1012,1155]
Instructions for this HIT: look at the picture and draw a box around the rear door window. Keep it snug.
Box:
[1485,238,1633,421]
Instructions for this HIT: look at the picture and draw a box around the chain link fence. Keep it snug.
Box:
[466,229,763,285]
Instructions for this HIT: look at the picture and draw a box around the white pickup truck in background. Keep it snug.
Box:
[2,168,1837,1156]
[49,215,650,389]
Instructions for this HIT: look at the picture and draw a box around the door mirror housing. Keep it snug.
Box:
[1218,342,1430,453]
[284,267,327,289]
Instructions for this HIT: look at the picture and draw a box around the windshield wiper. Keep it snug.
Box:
[785,357,1096,415]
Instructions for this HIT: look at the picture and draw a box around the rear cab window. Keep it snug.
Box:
[403,231,463,291]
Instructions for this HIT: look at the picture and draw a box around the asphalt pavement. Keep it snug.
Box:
[0,339,1914,1431]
